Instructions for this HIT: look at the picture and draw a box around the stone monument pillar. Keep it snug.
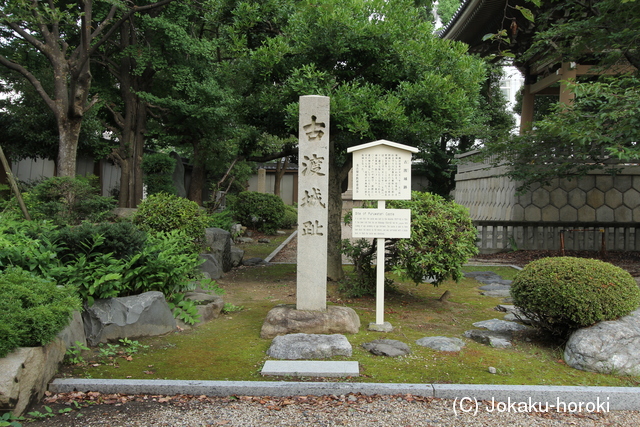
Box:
[257,168,267,193]
[259,95,360,339]
[296,95,329,311]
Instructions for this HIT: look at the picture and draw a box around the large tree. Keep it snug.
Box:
[0,0,172,178]
[244,0,488,280]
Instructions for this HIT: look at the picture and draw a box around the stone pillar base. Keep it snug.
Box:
[260,305,360,339]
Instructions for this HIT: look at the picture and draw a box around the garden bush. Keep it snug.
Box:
[231,191,285,234]
[141,153,177,196]
[24,176,116,225]
[53,221,147,261]
[280,204,298,229]
[0,214,60,276]
[511,257,640,337]
[388,192,478,285]
[133,193,207,247]
[340,192,478,296]
[0,267,81,358]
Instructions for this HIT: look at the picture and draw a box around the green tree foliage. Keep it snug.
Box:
[511,257,640,337]
[483,0,640,191]
[0,0,173,177]
[487,77,640,192]
[141,153,177,196]
[242,0,488,279]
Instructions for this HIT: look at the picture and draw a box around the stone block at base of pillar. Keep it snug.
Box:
[368,322,393,332]
[260,304,360,339]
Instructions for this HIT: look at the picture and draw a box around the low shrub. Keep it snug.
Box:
[0,268,81,358]
[51,230,202,305]
[53,221,147,261]
[133,193,207,247]
[280,205,298,229]
[232,191,285,234]
[0,215,60,276]
[205,209,235,232]
[511,257,640,337]
[24,176,116,225]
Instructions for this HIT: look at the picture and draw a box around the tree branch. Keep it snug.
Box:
[0,54,56,112]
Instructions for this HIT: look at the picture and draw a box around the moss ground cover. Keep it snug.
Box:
[61,260,640,388]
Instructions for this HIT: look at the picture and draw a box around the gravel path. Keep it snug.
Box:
[25,393,640,426]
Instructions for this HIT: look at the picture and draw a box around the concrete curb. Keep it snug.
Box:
[50,379,640,410]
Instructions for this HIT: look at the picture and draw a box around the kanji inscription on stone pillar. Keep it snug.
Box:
[297,95,330,311]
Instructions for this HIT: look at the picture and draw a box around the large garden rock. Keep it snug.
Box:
[267,333,352,359]
[564,308,640,375]
[200,254,224,279]
[230,246,244,267]
[261,305,360,339]
[362,339,411,357]
[82,291,176,346]
[0,311,83,416]
[179,291,224,327]
[204,228,232,272]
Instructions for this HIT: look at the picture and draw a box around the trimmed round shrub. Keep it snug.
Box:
[133,193,206,246]
[511,257,640,337]
[232,191,285,234]
[0,268,81,358]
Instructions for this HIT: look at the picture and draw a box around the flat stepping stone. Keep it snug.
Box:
[362,339,410,357]
[416,336,465,352]
[266,333,352,360]
[473,318,529,332]
[478,283,511,291]
[464,329,513,348]
[261,360,359,377]
[480,289,512,298]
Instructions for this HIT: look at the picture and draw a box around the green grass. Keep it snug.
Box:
[63,263,640,388]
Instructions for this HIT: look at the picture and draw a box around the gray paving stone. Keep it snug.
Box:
[261,361,359,377]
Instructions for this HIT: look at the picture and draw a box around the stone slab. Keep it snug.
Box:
[261,361,359,377]
[49,379,640,410]
[368,321,393,332]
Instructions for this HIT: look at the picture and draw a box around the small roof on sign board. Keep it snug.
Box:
[347,139,419,154]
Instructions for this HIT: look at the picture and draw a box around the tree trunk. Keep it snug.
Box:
[110,20,151,208]
[274,157,288,197]
[188,140,205,205]
[56,117,83,177]
[326,142,351,281]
